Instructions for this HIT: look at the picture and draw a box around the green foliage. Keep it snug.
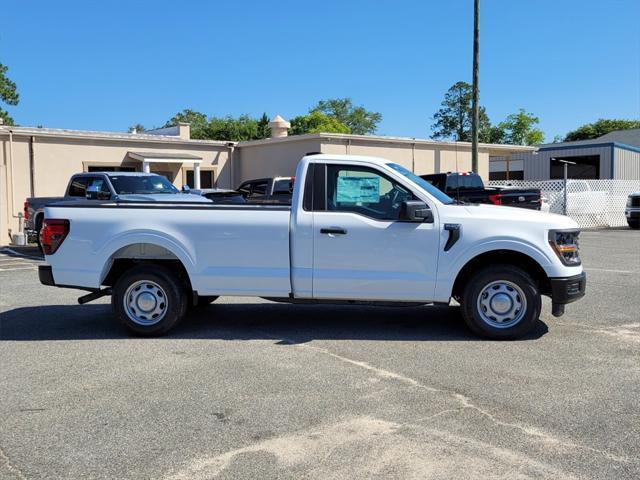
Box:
[289,111,351,135]
[311,98,381,135]
[0,62,19,125]
[164,110,271,141]
[431,82,546,146]
[563,119,640,141]
[480,125,506,144]
[498,109,544,145]
[431,81,492,142]
[208,114,263,141]
[256,112,271,139]
[165,109,209,139]
[128,123,146,133]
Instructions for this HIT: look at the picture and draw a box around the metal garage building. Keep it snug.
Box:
[490,129,640,180]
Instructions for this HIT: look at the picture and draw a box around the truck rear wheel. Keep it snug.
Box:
[460,265,541,339]
[112,264,188,336]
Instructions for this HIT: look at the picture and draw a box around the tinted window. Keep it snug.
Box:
[109,175,179,195]
[86,177,111,194]
[326,165,415,221]
[68,177,89,197]
[249,181,268,197]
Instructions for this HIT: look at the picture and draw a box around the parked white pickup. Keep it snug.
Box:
[39,154,586,339]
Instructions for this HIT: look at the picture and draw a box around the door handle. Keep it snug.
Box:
[320,227,347,235]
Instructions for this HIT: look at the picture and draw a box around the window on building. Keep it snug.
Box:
[489,171,524,181]
[186,170,214,189]
[550,155,600,179]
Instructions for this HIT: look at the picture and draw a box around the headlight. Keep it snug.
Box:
[549,229,581,266]
[627,197,632,207]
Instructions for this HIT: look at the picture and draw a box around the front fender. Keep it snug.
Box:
[433,237,557,303]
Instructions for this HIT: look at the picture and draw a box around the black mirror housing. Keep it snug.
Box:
[402,200,434,223]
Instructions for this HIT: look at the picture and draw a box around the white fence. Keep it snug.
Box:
[487,179,640,229]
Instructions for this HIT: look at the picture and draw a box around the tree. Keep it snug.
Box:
[165,109,209,139]
[480,125,506,144]
[431,81,491,142]
[311,98,381,135]
[289,111,350,135]
[564,119,640,141]
[128,123,146,133]
[208,115,262,141]
[498,109,544,145]
[0,62,19,125]
[256,112,270,139]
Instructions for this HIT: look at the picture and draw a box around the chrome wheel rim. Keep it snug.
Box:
[124,280,168,326]
[477,280,527,328]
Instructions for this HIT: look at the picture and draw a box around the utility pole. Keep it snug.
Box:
[471,0,480,173]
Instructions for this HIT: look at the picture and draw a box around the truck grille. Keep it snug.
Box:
[631,196,640,208]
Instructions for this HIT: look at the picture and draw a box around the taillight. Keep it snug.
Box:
[488,193,503,205]
[39,219,70,255]
[23,201,30,220]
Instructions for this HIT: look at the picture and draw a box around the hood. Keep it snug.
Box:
[117,193,211,203]
[462,203,579,229]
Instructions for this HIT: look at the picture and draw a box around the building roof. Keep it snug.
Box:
[0,125,232,146]
[128,151,203,161]
[597,128,640,147]
[238,132,536,154]
[537,129,640,151]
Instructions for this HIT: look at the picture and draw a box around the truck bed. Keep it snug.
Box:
[45,201,293,296]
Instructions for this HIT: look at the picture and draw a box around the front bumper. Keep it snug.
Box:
[39,265,55,286]
[625,208,640,219]
[548,272,586,316]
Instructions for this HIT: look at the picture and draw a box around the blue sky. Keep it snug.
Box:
[2,0,639,141]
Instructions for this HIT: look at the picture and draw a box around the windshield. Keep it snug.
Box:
[387,163,454,204]
[109,175,180,195]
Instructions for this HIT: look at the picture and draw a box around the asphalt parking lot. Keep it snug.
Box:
[1,229,639,480]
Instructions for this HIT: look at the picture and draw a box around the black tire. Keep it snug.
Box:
[628,220,640,230]
[460,265,541,340]
[195,296,219,307]
[112,264,188,336]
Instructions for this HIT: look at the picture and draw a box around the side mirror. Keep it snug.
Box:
[182,185,191,193]
[401,200,434,223]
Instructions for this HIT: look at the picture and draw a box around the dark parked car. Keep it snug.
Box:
[421,172,542,210]
[237,176,294,204]
[25,172,209,244]
[625,192,640,229]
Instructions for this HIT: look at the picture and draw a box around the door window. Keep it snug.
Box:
[325,165,415,221]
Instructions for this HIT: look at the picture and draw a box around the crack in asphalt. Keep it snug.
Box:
[270,333,636,467]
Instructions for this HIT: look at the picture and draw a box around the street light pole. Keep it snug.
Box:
[471,0,480,173]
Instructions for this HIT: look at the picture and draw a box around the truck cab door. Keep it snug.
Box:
[311,163,440,302]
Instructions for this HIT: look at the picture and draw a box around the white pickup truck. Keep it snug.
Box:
[39,154,586,339]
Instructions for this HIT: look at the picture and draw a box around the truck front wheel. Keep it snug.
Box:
[112,264,188,336]
[460,265,541,339]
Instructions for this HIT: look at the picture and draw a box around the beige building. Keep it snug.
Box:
[0,117,533,245]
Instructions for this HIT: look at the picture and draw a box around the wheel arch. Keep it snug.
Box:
[452,249,551,300]
[100,243,194,294]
